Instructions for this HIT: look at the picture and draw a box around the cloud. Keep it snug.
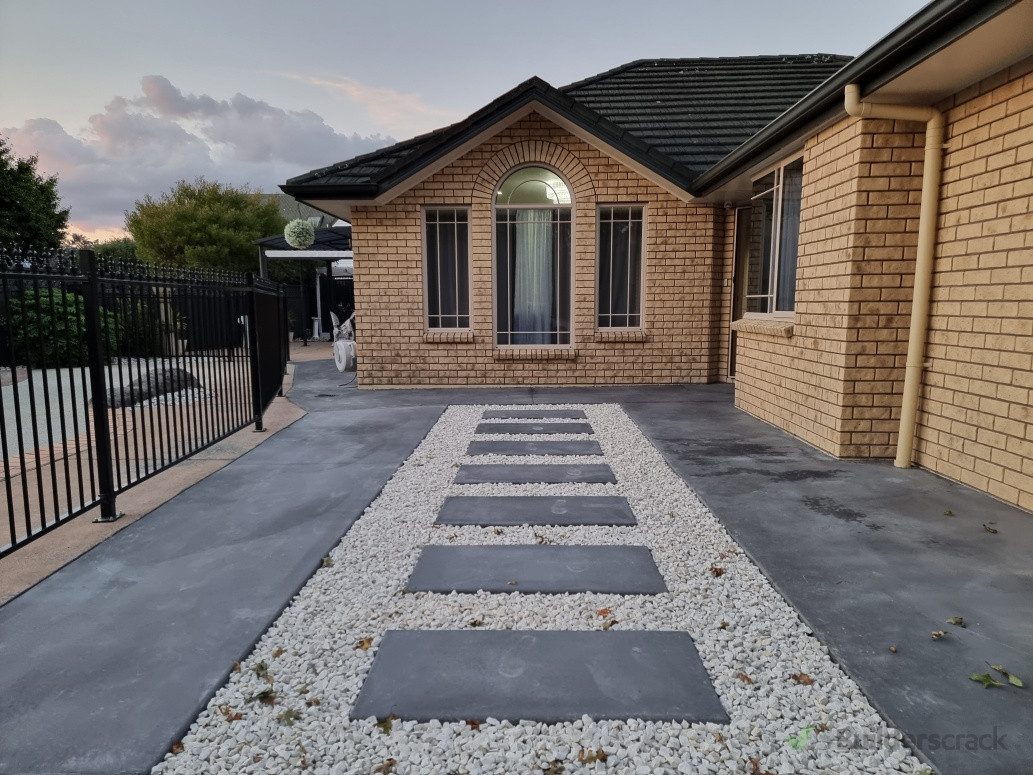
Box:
[2,77,393,238]
[288,74,461,138]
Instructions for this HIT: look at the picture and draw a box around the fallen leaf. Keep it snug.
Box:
[719,621,730,630]
[710,566,724,577]
[321,556,334,568]
[714,732,725,743]
[790,673,815,686]
[990,665,1024,688]
[736,672,754,684]
[373,758,398,773]
[971,672,1004,689]
[356,637,374,651]
[273,647,285,658]
[253,661,269,678]
[602,619,618,630]
[170,742,184,755]
[814,722,831,733]
[931,630,947,641]
[494,528,504,535]
[596,608,612,618]
[577,749,608,763]
[750,757,775,775]
[375,714,400,734]
[305,697,321,707]
[252,755,263,763]
[218,705,243,722]
[983,523,998,534]
[946,616,966,628]
[507,580,518,586]
[889,646,897,653]
[276,708,302,726]
[466,719,481,730]
[447,533,458,543]
[232,659,241,672]
[246,688,276,706]
[468,619,484,628]
[541,761,565,775]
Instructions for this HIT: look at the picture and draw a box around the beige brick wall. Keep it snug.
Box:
[351,112,730,387]
[916,56,1033,511]
[734,116,923,457]
[735,56,1033,513]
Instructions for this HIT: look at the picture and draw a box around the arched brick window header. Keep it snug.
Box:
[472,140,595,205]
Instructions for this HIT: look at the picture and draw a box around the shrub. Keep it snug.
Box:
[3,287,117,367]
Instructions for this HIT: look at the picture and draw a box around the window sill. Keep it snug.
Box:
[424,330,475,344]
[494,348,577,361]
[595,329,648,343]
[731,318,794,338]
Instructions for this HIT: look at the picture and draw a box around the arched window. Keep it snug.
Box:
[494,166,572,345]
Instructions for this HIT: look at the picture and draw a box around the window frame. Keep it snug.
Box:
[422,205,473,331]
[742,154,804,321]
[491,164,575,349]
[595,204,647,331]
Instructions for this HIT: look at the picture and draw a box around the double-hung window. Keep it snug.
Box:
[746,157,803,314]
[597,206,644,328]
[424,208,470,329]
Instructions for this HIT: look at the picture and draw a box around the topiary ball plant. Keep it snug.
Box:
[284,219,315,249]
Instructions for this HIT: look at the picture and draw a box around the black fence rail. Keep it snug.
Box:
[0,247,288,558]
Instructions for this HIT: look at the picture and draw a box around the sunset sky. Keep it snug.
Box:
[0,0,930,241]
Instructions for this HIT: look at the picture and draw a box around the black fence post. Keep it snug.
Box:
[80,250,121,522]
[246,274,265,432]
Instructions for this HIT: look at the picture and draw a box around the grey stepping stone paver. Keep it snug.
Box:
[475,422,593,435]
[407,545,667,594]
[351,630,729,723]
[466,439,603,456]
[455,463,615,484]
[482,409,587,420]
[436,496,636,526]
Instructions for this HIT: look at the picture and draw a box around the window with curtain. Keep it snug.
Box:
[598,206,644,328]
[745,157,803,314]
[494,167,572,345]
[425,208,470,328]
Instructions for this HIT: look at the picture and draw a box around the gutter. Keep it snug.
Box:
[843,84,945,469]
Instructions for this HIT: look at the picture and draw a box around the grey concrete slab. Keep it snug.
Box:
[407,545,667,594]
[466,439,603,456]
[482,409,587,419]
[436,496,637,526]
[475,421,593,435]
[351,630,728,723]
[0,404,442,775]
[455,463,616,484]
[624,384,1033,775]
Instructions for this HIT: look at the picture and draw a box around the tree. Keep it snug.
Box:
[126,178,286,273]
[0,136,69,250]
[93,236,137,262]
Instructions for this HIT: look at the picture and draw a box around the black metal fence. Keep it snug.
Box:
[0,247,288,558]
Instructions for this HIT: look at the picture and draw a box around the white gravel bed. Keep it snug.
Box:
[153,403,925,775]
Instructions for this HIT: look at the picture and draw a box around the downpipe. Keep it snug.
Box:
[844,84,946,469]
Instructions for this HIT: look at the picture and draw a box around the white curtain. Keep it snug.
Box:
[512,210,553,344]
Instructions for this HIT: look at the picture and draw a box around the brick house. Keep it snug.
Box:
[283,0,1033,512]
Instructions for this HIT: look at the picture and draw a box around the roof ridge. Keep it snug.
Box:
[562,54,853,93]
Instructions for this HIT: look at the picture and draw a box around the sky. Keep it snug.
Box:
[0,0,931,241]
